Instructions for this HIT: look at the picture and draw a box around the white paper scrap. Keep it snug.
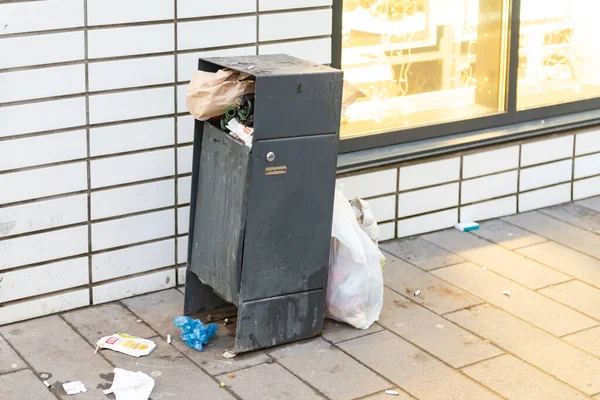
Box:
[103,368,154,400]
[63,381,87,395]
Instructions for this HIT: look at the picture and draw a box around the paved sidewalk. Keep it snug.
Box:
[4,198,600,399]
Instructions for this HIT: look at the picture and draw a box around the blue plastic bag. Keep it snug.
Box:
[173,316,219,351]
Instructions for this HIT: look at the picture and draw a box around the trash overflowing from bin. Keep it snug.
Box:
[173,316,219,352]
[326,185,386,330]
[95,333,156,357]
[186,68,256,149]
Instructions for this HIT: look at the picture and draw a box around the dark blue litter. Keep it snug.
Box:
[173,316,219,352]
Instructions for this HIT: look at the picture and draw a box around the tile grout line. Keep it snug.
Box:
[517,143,523,214]
[571,135,577,201]
[83,0,94,306]
[173,0,180,287]
[458,155,463,223]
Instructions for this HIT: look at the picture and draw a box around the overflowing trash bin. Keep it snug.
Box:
[183,55,344,353]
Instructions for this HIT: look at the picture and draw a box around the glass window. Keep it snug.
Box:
[340,0,510,139]
[517,0,600,109]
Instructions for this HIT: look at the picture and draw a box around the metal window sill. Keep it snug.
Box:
[337,108,600,175]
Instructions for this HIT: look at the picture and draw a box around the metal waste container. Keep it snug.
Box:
[184,55,343,353]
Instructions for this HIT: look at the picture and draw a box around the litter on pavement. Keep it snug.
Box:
[63,381,87,395]
[96,334,156,357]
[502,290,511,297]
[173,316,218,352]
[103,368,154,400]
[385,389,400,396]
[455,222,480,232]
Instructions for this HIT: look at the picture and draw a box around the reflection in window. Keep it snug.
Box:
[518,0,600,109]
[340,0,510,139]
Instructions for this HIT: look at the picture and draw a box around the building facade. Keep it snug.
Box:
[1,0,599,324]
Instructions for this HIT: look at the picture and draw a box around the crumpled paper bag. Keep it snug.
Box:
[103,368,155,400]
[186,69,255,120]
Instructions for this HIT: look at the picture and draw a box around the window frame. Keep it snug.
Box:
[333,0,600,153]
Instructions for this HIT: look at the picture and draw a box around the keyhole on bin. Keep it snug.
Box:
[296,83,302,94]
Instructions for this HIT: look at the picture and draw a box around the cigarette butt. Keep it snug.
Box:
[167,335,172,344]
[228,373,235,378]
[414,290,421,296]
[219,382,226,387]
[43,380,51,388]
[94,345,99,354]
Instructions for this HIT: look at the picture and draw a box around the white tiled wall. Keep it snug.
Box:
[3,0,600,325]
[338,130,600,240]
[0,0,333,324]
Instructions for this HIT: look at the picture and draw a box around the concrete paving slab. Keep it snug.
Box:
[462,354,588,400]
[270,338,389,400]
[381,237,465,271]
[446,304,600,395]
[0,316,114,399]
[432,262,596,336]
[122,289,270,376]
[470,219,547,249]
[503,212,600,259]
[423,229,570,289]
[0,334,26,374]
[62,302,156,342]
[0,369,56,400]
[517,241,600,288]
[218,362,323,400]
[379,288,502,368]
[539,280,600,320]
[540,202,600,232]
[577,196,600,213]
[338,330,502,400]
[383,252,482,315]
[563,326,600,358]
[321,319,382,344]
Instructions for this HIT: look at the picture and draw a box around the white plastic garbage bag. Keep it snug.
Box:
[326,186,385,329]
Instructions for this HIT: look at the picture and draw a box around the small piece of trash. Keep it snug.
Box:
[414,290,421,297]
[63,381,87,395]
[11,363,17,369]
[482,266,487,271]
[502,290,511,297]
[43,380,51,388]
[40,373,50,379]
[219,382,226,387]
[385,390,400,396]
[224,318,230,326]
[455,222,479,232]
[247,65,254,70]
[227,373,235,379]
[223,350,237,359]
[96,334,156,357]
[103,368,154,400]
[136,319,143,323]
[167,334,172,344]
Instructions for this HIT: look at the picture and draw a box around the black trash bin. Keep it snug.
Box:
[183,54,343,353]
